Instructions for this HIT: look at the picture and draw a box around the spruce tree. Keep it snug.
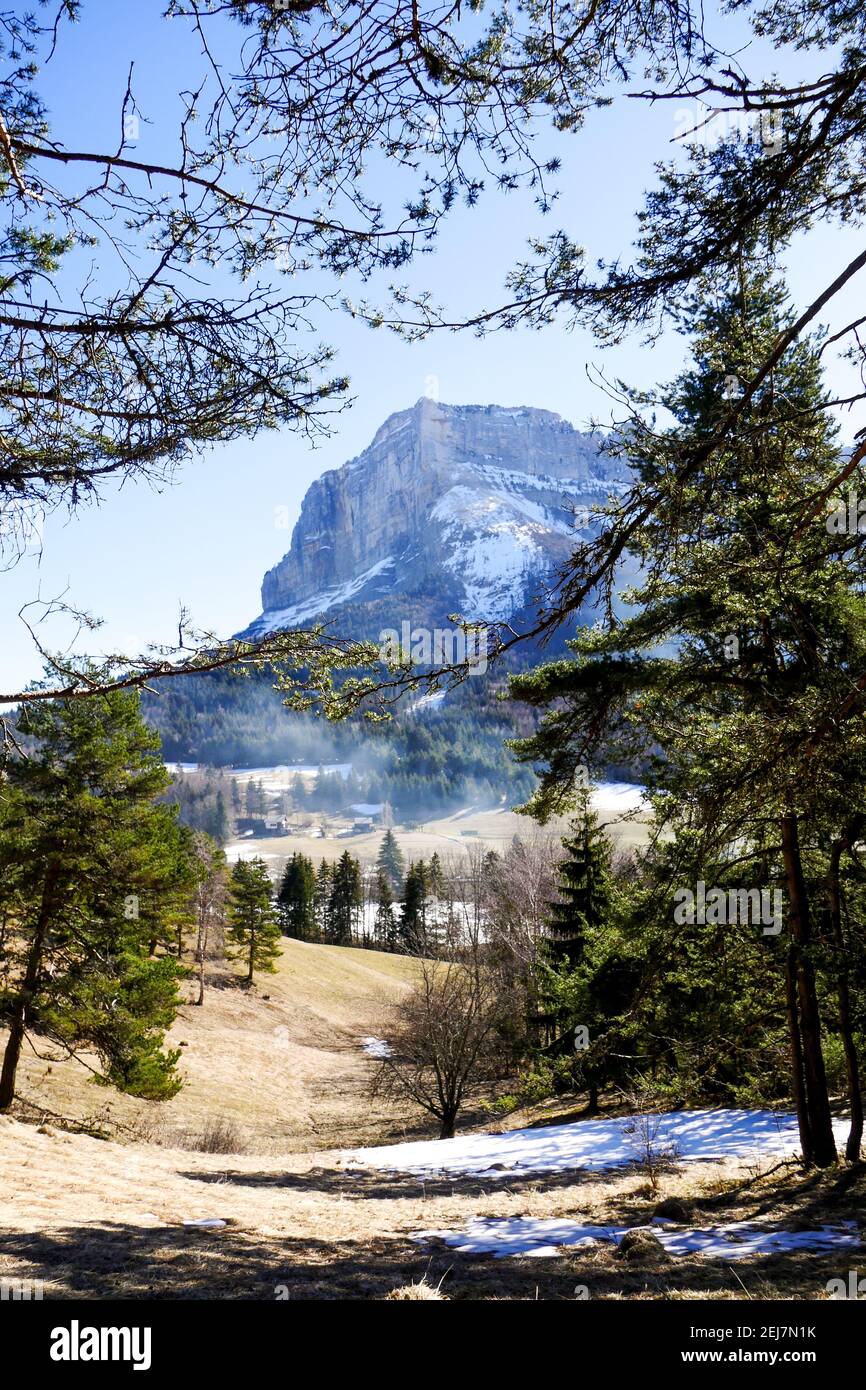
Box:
[211,790,230,845]
[428,852,445,898]
[400,862,430,954]
[376,829,405,893]
[277,853,317,940]
[548,799,613,964]
[328,851,363,946]
[374,871,399,953]
[227,857,281,983]
[313,860,334,941]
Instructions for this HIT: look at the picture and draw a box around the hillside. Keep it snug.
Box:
[5,940,425,1154]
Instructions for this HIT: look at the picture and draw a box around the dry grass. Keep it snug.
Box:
[385,1277,447,1300]
[1,1102,862,1301]
[1,939,861,1301]
[6,939,425,1154]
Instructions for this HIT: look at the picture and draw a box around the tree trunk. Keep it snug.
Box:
[439,1110,457,1139]
[827,839,863,1162]
[194,905,208,1007]
[784,944,812,1165]
[196,945,206,1006]
[586,1083,599,1115]
[781,813,837,1167]
[0,863,60,1111]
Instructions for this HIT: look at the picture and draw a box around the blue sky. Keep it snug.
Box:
[1,1,862,693]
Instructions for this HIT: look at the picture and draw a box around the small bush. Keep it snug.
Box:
[180,1116,245,1154]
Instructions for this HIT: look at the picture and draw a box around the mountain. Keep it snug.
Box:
[241,398,631,640]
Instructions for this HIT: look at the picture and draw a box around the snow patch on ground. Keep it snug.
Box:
[361,1037,392,1059]
[224,844,282,863]
[343,1108,852,1179]
[415,1216,861,1260]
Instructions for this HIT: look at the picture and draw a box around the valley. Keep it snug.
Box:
[219,764,651,870]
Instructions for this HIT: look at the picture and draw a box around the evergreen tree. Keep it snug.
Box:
[428,852,445,898]
[400,861,430,954]
[374,870,399,953]
[0,684,190,1109]
[511,265,866,1166]
[210,790,230,845]
[227,857,281,983]
[313,860,334,940]
[548,799,613,963]
[277,853,317,940]
[328,851,363,945]
[376,830,405,893]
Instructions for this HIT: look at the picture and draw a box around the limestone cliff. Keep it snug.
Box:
[243,398,630,637]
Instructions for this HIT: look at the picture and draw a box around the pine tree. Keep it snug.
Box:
[376,829,405,893]
[313,859,334,940]
[0,683,191,1109]
[277,853,317,940]
[227,857,281,983]
[328,851,363,945]
[374,870,399,952]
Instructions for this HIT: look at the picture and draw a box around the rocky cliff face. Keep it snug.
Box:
[243,398,630,637]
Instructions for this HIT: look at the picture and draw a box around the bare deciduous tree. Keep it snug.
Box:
[372,952,507,1138]
[189,832,229,1006]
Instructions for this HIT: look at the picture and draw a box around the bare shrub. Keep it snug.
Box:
[621,1091,680,1192]
[178,1116,246,1154]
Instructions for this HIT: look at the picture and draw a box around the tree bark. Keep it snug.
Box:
[439,1108,457,1139]
[827,838,863,1162]
[781,813,837,1167]
[784,944,812,1165]
[0,862,60,1111]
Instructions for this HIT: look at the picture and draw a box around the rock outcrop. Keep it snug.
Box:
[243,398,630,637]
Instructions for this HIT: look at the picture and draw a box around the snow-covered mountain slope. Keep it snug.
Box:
[241,398,632,638]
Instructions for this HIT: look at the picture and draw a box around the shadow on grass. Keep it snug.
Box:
[0,1219,850,1301]
[174,1162,626,1202]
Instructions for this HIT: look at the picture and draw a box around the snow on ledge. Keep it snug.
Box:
[342,1108,853,1179]
[414,1216,861,1261]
